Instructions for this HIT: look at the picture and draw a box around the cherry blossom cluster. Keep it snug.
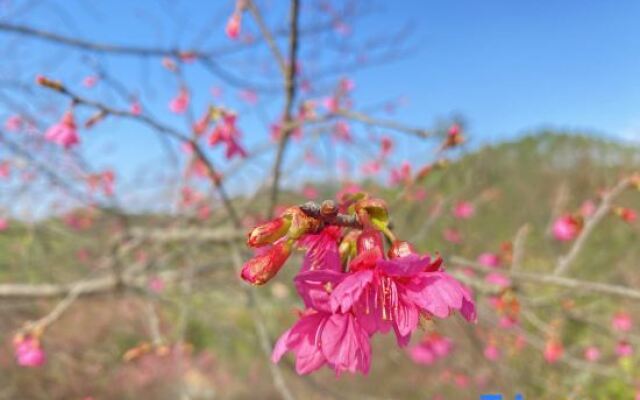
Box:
[240,195,476,375]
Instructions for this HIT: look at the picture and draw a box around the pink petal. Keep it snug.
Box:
[294,270,345,313]
[321,313,371,375]
[330,270,374,313]
[377,254,431,277]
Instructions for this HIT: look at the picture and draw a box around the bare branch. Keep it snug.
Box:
[450,255,640,301]
[299,201,363,229]
[268,0,301,216]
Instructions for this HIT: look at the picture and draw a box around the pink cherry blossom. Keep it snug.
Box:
[274,270,371,375]
[583,346,600,362]
[454,373,470,389]
[45,110,79,149]
[443,228,462,244]
[485,272,511,289]
[208,113,247,160]
[0,161,10,179]
[612,311,632,333]
[453,201,475,219]
[617,207,637,223]
[14,336,46,367]
[616,340,633,358]
[169,88,189,114]
[0,217,8,231]
[499,315,518,329]
[130,101,142,115]
[552,215,580,241]
[225,12,241,39]
[272,310,371,376]
[323,96,339,113]
[389,161,411,186]
[409,333,453,365]
[543,339,563,363]
[4,114,23,132]
[380,136,393,157]
[298,226,342,272]
[82,75,98,88]
[148,277,165,293]
[580,200,596,217]
[483,343,501,361]
[330,244,476,346]
[333,121,352,142]
[360,160,381,176]
[339,78,355,93]
[477,252,500,268]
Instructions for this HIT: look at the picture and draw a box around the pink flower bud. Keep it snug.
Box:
[247,217,291,247]
[45,110,79,149]
[13,336,46,367]
[225,12,241,39]
[241,240,292,285]
[453,201,475,219]
[584,346,600,362]
[544,339,563,364]
[552,215,582,241]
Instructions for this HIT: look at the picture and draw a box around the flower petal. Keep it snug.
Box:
[330,270,374,313]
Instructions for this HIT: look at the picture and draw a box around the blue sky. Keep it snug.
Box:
[1,0,639,210]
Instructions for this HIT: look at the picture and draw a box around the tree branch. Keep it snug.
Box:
[554,177,631,276]
[450,255,640,301]
[268,0,301,217]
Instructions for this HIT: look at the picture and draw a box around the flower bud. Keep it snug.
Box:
[614,207,637,223]
[387,240,416,259]
[36,75,63,91]
[339,230,359,264]
[283,207,321,240]
[240,240,292,285]
[247,216,291,247]
[354,198,389,231]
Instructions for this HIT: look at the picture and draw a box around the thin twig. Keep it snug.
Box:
[267,0,300,216]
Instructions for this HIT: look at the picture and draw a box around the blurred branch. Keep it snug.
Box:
[246,0,287,75]
[299,201,363,229]
[511,224,530,271]
[38,81,242,226]
[553,177,631,276]
[450,255,640,301]
[0,22,199,58]
[336,109,431,139]
[129,226,244,243]
[268,0,300,216]
[228,243,296,400]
